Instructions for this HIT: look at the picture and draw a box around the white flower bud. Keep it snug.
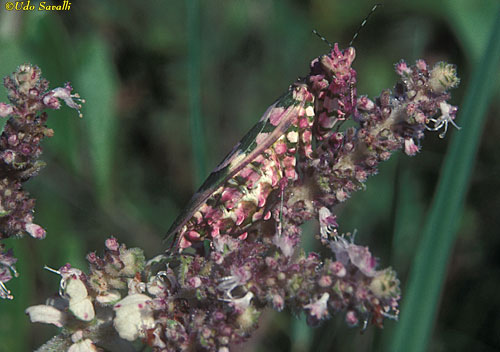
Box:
[25,305,64,327]
[113,294,155,341]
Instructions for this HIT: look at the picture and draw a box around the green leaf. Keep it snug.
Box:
[447,0,500,64]
[389,7,500,352]
[75,35,118,204]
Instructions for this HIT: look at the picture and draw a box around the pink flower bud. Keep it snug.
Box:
[25,223,46,239]
[105,237,119,251]
[0,103,14,117]
[345,310,358,326]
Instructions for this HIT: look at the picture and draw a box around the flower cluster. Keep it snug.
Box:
[22,44,459,351]
[0,64,83,299]
[26,234,399,351]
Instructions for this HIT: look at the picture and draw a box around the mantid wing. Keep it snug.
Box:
[164,84,308,247]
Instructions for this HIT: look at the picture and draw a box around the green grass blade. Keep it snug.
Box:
[187,0,207,186]
[390,8,500,352]
[75,35,118,204]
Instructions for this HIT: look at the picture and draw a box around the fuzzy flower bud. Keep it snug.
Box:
[113,293,155,341]
[429,62,460,93]
[369,268,401,299]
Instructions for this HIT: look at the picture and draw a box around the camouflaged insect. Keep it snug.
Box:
[165,43,357,251]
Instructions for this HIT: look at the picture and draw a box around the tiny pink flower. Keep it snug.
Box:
[105,237,119,251]
[43,83,85,117]
[188,276,202,288]
[318,275,332,287]
[272,294,284,311]
[25,223,46,239]
[304,292,330,320]
[329,261,346,278]
[357,96,375,111]
[0,103,14,118]
[345,310,358,326]
[273,233,297,257]
[394,60,411,76]
[330,238,377,277]
[416,59,427,71]
[404,138,419,156]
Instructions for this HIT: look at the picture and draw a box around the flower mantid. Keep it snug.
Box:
[165,43,358,252]
[165,84,316,251]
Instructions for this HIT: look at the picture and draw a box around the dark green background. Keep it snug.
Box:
[0,0,499,351]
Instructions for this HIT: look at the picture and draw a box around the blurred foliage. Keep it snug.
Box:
[0,0,499,351]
